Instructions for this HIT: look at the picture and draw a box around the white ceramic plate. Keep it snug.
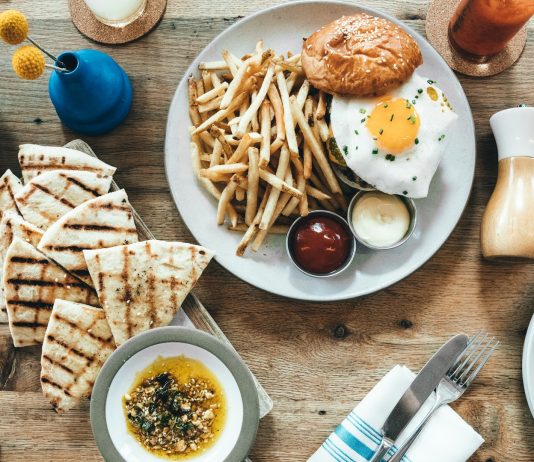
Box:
[164,0,476,301]
[523,314,534,419]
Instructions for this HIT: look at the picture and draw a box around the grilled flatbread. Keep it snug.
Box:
[4,238,98,347]
[38,190,139,286]
[41,299,115,412]
[0,170,22,218]
[84,240,214,346]
[18,144,116,183]
[0,211,44,323]
[15,170,113,230]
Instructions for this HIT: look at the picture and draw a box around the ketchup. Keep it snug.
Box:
[291,216,352,274]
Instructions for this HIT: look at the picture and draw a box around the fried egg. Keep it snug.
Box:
[330,73,457,198]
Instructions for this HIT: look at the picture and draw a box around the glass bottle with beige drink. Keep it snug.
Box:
[481,106,534,260]
[83,0,147,27]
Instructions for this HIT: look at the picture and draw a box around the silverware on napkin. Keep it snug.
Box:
[387,332,498,462]
[369,334,468,462]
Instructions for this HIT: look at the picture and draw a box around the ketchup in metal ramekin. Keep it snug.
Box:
[286,211,356,277]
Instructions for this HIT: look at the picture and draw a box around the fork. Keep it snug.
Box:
[387,332,499,462]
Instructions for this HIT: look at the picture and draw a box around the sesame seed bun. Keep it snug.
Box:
[301,14,423,97]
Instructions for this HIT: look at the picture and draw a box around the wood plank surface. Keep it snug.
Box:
[1,0,534,461]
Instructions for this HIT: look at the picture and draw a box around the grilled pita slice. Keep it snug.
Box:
[38,190,139,286]
[84,240,214,346]
[15,170,113,230]
[41,299,115,412]
[0,170,23,218]
[18,144,116,183]
[4,238,98,347]
[0,211,44,323]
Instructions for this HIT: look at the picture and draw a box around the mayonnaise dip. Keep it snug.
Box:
[351,192,411,247]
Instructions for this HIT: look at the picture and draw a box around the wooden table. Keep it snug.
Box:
[0,1,533,460]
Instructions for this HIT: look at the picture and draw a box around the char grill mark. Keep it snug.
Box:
[42,355,75,375]
[32,183,77,208]
[60,174,102,197]
[7,278,87,288]
[41,376,73,396]
[10,256,49,264]
[52,312,113,345]
[46,335,99,365]
[62,224,137,233]
[9,300,54,310]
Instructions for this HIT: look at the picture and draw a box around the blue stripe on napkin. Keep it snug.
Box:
[317,414,413,462]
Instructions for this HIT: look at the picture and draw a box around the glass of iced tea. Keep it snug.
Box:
[449,0,534,62]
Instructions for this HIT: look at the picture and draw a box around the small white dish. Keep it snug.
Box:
[91,327,259,462]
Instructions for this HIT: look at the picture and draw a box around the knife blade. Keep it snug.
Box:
[369,334,468,462]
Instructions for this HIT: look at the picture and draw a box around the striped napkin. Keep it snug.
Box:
[308,365,484,462]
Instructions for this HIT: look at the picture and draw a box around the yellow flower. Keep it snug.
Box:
[12,45,45,80]
[0,10,29,45]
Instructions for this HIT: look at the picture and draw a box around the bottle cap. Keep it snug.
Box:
[490,106,534,160]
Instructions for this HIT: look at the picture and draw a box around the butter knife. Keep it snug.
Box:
[368,334,468,462]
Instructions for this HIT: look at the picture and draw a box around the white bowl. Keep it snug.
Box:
[523,314,534,419]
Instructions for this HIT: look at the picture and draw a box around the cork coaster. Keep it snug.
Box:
[69,0,166,45]
[426,0,527,77]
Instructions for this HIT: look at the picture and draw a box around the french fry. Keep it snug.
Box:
[259,100,271,167]
[190,141,238,224]
[296,79,310,110]
[289,96,341,194]
[306,184,332,201]
[276,71,299,156]
[217,179,238,225]
[191,91,247,135]
[199,95,224,113]
[228,223,289,234]
[226,133,261,164]
[259,169,302,198]
[236,64,275,138]
[210,72,222,88]
[235,187,245,201]
[200,163,248,177]
[188,77,201,126]
[201,70,213,92]
[199,60,230,71]
[209,126,234,158]
[316,91,327,120]
[220,54,259,109]
[315,115,330,143]
[236,185,271,256]
[210,140,222,167]
[267,83,285,142]
[245,147,259,225]
[196,81,229,104]
[270,137,284,154]
[260,144,290,229]
[195,79,208,122]
[222,51,239,76]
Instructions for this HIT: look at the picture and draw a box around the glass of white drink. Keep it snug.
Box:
[84,0,147,27]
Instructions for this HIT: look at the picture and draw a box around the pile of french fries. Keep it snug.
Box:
[188,41,347,256]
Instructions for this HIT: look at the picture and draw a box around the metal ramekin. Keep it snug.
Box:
[347,191,417,250]
[286,210,356,278]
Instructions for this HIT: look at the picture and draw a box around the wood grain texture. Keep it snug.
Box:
[1,0,534,461]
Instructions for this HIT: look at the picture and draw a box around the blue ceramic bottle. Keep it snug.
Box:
[48,49,133,136]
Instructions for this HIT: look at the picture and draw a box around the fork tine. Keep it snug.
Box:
[449,332,486,379]
[462,339,499,387]
[457,336,494,384]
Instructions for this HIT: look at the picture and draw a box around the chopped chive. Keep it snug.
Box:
[407,115,417,124]
[355,146,359,150]
[412,176,417,181]
[342,145,349,156]
[390,114,394,121]
[359,108,366,114]
[438,134,445,141]
[412,99,416,105]
[361,118,366,123]
[427,79,435,84]
[385,154,396,161]
[403,190,408,195]
[417,88,423,94]
[415,137,419,144]
[354,129,359,135]
[372,149,378,155]
[379,128,384,135]
[383,104,389,108]
[415,95,419,99]
[405,100,411,108]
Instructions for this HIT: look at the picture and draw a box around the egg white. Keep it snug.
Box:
[330,73,458,198]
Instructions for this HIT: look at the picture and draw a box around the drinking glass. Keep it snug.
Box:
[449,0,534,61]
[84,0,147,28]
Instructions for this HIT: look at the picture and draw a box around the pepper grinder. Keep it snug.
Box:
[481,106,534,260]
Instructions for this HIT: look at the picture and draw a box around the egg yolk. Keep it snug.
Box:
[366,98,420,154]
